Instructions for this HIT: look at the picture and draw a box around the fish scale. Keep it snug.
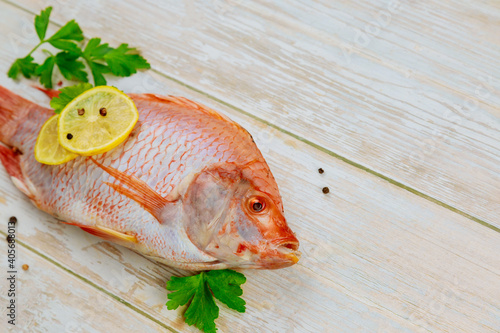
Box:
[0,87,299,270]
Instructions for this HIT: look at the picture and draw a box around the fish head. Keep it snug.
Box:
[222,186,301,269]
[184,164,300,269]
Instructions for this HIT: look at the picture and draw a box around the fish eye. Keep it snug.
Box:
[249,197,266,213]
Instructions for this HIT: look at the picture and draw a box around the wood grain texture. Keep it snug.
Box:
[0,238,168,332]
[1,4,500,333]
[1,2,500,333]
[10,0,500,227]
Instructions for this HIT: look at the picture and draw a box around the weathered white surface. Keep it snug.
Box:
[2,117,500,333]
[0,2,499,333]
[11,0,500,226]
[0,238,168,332]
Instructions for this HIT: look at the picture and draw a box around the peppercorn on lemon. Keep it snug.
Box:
[58,86,138,156]
[34,114,78,165]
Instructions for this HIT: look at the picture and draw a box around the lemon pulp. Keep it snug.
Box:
[58,86,138,156]
[35,115,78,165]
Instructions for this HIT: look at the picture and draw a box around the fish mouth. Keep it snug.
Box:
[277,241,301,264]
[276,240,299,252]
[286,251,300,264]
[253,239,300,268]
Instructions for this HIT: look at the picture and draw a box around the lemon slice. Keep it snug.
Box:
[57,86,138,156]
[35,115,78,165]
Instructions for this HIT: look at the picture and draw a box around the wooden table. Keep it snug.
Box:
[1,1,499,332]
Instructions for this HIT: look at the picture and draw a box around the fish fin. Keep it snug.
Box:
[0,144,23,181]
[33,85,60,99]
[62,221,137,243]
[164,171,198,201]
[104,181,169,219]
[90,157,170,222]
[80,225,137,243]
[0,85,52,146]
[131,93,252,136]
[140,94,235,122]
[0,144,33,197]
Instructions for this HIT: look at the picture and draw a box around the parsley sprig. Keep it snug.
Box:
[166,270,246,333]
[49,82,92,113]
[8,7,150,88]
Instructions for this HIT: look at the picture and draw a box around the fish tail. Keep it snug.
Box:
[0,85,52,147]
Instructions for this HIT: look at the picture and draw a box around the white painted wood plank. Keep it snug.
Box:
[10,0,500,226]
[0,3,499,333]
[2,88,499,332]
[0,238,168,332]
[256,0,500,107]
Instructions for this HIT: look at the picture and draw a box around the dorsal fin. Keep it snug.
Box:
[33,85,60,99]
[139,94,233,122]
[90,157,171,223]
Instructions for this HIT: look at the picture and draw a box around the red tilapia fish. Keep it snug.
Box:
[0,86,299,270]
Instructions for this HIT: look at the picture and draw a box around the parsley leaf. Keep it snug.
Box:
[7,7,150,88]
[35,56,56,88]
[83,38,112,59]
[47,20,83,55]
[166,270,246,333]
[55,51,88,82]
[104,44,151,77]
[48,20,84,43]
[82,38,113,85]
[206,270,246,313]
[49,40,81,53]
[167,273,219,333]
[34,6,52,40]
[88,61,110,86]
[8,56,38,79]
[50,82,92,113]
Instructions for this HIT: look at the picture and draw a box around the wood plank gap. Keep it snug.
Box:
[0,229,179,333]
[2,0,498,234]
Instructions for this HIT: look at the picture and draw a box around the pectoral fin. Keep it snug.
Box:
[90,157,171,223]
[61,221,137,243]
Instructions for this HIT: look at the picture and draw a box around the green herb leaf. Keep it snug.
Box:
[206,270,246,312]
[103,44,150,77]
[7,7,150,88]
[88,61,110,86]
[82,38,113,85]
[166,274,201,310]
[55,51,88,82]
[50,82,92,113]
[48,20,84,43]
[8,56,38,79]
[166,273,218,333]
[7,60,21,79]
[34,6,52,41]
[83,38,112,59]
[185,279,218,333]
[166,270,246,333]
[49,40,81,53]
[35,56,56,88]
